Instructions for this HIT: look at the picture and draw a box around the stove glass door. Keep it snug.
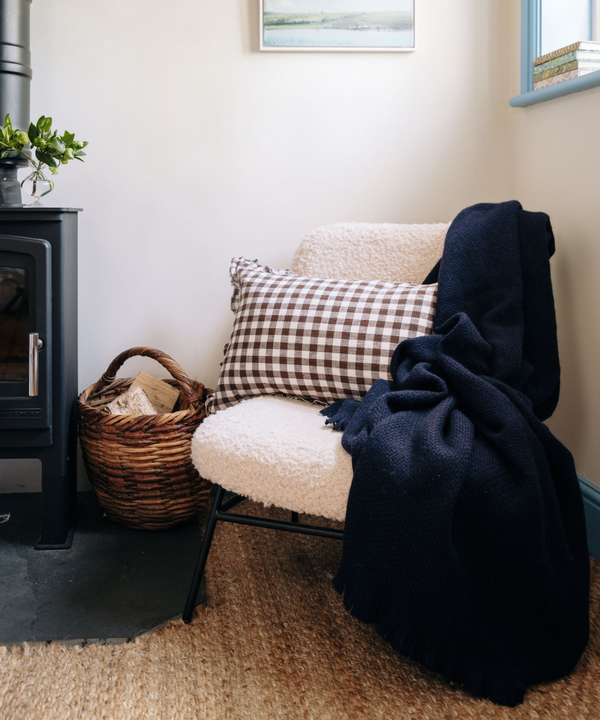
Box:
[0,266,30,383]
[0,235,52,431]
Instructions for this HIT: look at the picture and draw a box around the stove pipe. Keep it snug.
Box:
[0,0,32,206]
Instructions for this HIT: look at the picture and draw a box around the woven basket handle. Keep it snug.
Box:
[89,346,202,410]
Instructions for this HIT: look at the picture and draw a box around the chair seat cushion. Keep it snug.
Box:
[191,395,353,521]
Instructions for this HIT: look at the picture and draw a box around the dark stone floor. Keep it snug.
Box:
[0,491,205,645]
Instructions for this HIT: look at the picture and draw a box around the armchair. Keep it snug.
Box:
[181,205,591,707]
[182,221,448,623]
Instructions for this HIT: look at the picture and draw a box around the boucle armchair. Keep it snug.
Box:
[182,221,448,623]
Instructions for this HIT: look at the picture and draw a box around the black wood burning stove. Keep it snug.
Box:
[1,2,80,548]
[0,207,79,548]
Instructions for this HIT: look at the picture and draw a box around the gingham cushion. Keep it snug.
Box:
[206,257,437,414]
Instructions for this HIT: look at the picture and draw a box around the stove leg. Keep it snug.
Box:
[35,470,78,549]
[35,397,79,549]
[35,426,78,549]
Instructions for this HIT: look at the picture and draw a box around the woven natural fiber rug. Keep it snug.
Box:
[1,501,599,719]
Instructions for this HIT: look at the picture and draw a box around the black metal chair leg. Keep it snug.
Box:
[182,484,225,623]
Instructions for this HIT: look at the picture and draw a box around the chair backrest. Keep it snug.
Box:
[292,221,449,284]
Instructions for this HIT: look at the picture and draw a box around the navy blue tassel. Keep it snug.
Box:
[320,398,360,431]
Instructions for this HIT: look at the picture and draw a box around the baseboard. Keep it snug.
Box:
[579,476,600,561]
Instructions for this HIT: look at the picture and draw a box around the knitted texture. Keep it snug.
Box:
[322,202,590,707]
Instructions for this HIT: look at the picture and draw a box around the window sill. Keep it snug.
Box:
[510,69,600,107]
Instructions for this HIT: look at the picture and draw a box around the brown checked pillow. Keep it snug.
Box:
[206,257,437,414]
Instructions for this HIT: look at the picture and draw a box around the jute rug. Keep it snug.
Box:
[1,501,599,719]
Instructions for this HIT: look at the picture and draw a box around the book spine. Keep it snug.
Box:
[534,68,597,89]
[535,50,600,73]
[534,59,600,82]
[534,40,600,66]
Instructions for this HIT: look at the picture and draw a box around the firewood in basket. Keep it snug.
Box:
[130,371,180,414]
[107,385,156,415]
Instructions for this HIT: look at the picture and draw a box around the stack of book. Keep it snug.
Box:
[534,41,600,90]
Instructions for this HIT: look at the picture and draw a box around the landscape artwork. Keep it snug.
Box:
[260,0,415,51]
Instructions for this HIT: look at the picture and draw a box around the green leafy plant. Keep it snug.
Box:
[0,114,88,197]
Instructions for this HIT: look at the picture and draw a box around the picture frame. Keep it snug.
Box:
[259,0,415,53]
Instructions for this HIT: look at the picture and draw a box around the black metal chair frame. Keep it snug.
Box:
[182,483,345,623]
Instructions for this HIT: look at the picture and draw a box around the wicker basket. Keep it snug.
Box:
[78,346,211,530]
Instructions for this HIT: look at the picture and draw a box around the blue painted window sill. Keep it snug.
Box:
[510,69,600,107]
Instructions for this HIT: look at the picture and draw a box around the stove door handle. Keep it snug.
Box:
[29,333,44,397]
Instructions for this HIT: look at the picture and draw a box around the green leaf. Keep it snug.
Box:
[48,138,65,153]
[28,122,39,140]
[35,115,52,135]
[35,150,56,166]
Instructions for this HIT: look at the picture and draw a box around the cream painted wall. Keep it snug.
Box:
[509,2,600,487]
[29,0,512,390]
[2,0,513,489]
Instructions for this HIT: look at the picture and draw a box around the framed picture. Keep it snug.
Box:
[259,0,415,52]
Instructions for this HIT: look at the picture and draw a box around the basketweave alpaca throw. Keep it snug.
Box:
[322,201,590,707]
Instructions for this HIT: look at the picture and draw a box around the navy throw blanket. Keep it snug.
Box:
[321,201,590,706]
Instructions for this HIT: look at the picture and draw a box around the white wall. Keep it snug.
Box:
[2,0,513,489]
[4,2,598,506]
[509,1,600,488]
[29,0,512,390]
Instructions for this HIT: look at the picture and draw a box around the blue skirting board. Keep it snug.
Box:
[579,476,600,561]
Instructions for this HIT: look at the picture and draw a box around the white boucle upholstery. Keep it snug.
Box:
[192,222,447,520]
[192,396,352,521]
[292,221,448,283]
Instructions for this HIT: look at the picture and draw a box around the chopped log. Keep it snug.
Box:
[130,371,180,414]
[107,385,156,415]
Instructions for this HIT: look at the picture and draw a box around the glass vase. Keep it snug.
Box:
[20,169,54,206]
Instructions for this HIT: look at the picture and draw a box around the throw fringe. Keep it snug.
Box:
[320,398,360,432]
[332,571,529,707]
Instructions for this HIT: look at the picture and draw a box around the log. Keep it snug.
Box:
[107,385,156,415]
[130,371,180,414]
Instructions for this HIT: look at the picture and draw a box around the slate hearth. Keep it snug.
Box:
[0,490,205,645]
